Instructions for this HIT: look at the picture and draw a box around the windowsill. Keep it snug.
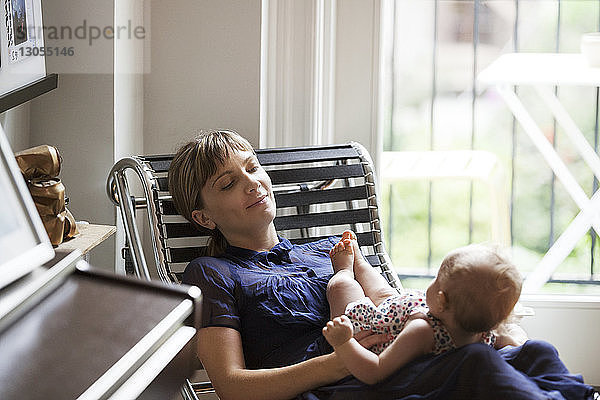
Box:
[520,293,600,308]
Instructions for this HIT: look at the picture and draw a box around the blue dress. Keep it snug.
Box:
[182,236,595,399]
[182,236,336,369]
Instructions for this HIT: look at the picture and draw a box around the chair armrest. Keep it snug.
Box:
[106,157,167,281]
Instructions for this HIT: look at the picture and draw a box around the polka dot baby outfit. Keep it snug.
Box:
[344,289,495,354]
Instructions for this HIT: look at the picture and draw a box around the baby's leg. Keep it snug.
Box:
[344,231,398,307]
[327,237,365,318]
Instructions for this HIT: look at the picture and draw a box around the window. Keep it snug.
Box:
[380,0,600,295]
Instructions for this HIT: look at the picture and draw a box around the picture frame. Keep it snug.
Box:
[0,0,45,98]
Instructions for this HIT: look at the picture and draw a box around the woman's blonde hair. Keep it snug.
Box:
[438,244,522,333]
[168,129,254,256]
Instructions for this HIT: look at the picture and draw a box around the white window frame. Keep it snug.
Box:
[259,0,383,165]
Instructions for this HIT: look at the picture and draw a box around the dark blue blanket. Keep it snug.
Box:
[301,340,594,400]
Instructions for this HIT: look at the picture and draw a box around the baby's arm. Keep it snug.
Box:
[323,316,434,385]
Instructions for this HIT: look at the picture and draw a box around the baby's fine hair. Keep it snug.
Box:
[438,244,522,333]
[168,129,254,256]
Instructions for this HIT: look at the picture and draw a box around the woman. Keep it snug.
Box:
[168,130,388,399]
[168,130,593,400]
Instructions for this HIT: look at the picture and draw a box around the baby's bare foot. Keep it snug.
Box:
[342,230,357,241]
[339,230,368,267]
[347,234,371,272]
[330,238,354,273]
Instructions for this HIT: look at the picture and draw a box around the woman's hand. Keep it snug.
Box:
[199,326,351,400]
[493,322,528,348]
[354,328,392,349]
[323,315,354,347]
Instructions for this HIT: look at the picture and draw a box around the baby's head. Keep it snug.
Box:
[428,244,522,333]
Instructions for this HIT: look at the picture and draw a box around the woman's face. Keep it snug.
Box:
[193,149,276,240]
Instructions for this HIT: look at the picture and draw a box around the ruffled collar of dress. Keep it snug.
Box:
[225,236,293,260]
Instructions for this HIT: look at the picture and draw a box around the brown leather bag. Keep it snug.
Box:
[14,145,79,246]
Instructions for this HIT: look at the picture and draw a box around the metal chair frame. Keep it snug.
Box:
[106,142,400,399]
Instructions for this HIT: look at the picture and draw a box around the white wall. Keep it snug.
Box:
[143,0,261,154]
[29,73,115,270]
[520,295,600,386]
[24,0,261,271]
[1,105,30,151]
[29,0,115,270]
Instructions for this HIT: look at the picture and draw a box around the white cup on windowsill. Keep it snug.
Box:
[581,32,600,67]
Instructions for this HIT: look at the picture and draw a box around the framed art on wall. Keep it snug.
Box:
[5,0,37,64]
[0,0,57,114]
[0,0,46,100]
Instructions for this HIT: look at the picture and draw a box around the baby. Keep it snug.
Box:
[322,231,523,385]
